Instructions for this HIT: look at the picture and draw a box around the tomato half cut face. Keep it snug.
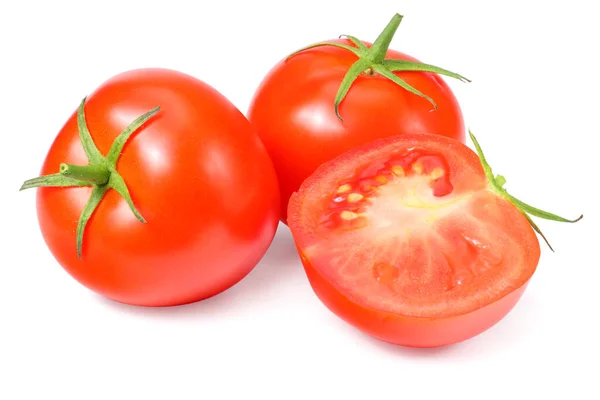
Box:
[287,134,541,347]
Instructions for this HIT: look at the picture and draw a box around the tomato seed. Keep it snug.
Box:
[412,162,424,174]
[391,166,405,176]
[347,193,364,203]
[340,211,358,220]
[337,184,352,193]
[375,175,388,184]
[431,168,444,180]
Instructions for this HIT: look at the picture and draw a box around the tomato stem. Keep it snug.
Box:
[286,13,470,121]
[59,163,110,185]
[369,14,403,63]
[19,98,159,259]
[469,131,583,252]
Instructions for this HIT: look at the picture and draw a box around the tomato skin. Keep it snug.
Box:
[287,133,541,347]
[35,68,280,306]
[303,254,530,347]
[248,39,465,222]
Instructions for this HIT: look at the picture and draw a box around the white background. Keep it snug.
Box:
[1,1,597,399]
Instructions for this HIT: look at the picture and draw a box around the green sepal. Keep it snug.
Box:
[382,59,471,83]
[20,173,92,191]
[108,172,146,223]
[339,34,367,51]
[76,185,108,259]
[374,65,437,110]
[77,97,104,164]
[469,131,583,252]
[286,41,362,61]
[106,106,160,164]
[522,211,555,252]
[334,58,372,121]
[286,13,469,121]
[20,97,159,258]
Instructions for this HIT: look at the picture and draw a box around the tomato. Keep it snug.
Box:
[287,132,581,347]
[21,68,280,307]
[248,14,468,222]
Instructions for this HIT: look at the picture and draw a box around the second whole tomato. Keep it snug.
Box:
[21,68,280,307]
[248,14,469,222]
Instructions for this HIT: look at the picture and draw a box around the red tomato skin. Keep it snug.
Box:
[35,68,280,306]
[248,39,465,221]
[303,255,529,348]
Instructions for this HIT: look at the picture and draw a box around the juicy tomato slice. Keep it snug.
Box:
[288,134,541,347]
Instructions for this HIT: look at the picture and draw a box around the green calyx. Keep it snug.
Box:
[286,13,470,121]
[469,131,583,252]
[20,98,160,258]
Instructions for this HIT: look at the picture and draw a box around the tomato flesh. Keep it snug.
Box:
[288,134,540,347]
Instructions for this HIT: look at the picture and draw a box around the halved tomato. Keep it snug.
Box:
[287,133,581,347]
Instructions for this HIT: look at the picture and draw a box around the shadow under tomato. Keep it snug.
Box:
[96,222,303,318]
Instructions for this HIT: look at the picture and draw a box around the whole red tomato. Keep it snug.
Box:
[21,68,280,307]
[248,14,469,222]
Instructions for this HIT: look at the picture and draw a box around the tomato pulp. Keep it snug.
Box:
[287,134,543,347]
[248,14,468,222]
[25,68,280,307]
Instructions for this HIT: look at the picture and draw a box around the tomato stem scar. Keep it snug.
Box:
[363,67,376,76]
[286,13,470,121]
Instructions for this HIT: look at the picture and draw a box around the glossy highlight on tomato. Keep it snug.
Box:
[23,68,280,307]
[248,14,468,222]
[288,133,544,347]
